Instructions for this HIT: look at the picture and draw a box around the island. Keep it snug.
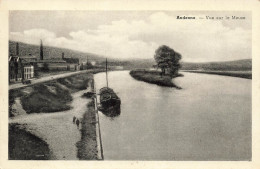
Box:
[130,45,183,89]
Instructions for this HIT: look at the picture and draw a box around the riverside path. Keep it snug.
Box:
[9,69,103,90]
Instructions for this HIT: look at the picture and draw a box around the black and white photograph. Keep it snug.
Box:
[6,10,253,161]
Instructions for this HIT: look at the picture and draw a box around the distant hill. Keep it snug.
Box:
[9,41,156,68]
[106,59,252,71]
[9,41,105,63]
[9,41,251,71]
[181,59,252,71]
[100,58,156,69]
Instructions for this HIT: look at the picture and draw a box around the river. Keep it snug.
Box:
[94,71,251,160]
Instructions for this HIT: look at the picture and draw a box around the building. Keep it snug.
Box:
[9,42,36,82]
[21,55,36,80]
[110,66,124,70]
[9,56,23,82]
[37,58,68,71]
[23,65,34,80]
[9,41,82,82]
[62,52,80,71]
[36,51,80,71]
[9,55,35,82]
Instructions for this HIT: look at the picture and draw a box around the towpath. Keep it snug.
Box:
[9,69,102,90]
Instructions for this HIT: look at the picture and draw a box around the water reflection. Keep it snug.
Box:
[98,104,121,118]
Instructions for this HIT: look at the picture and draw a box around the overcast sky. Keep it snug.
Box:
[9,11,251,62]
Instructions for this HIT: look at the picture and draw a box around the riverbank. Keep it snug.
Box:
[9,123,53,160]
[9,69,105,90]
[9,71,99,117]
[76,100,98,160]
[9,77,84,116]
[129,70,182,88]
[182,70,252,79]
[9,72,99,160]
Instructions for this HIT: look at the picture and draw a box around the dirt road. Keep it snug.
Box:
[9,69,102,90]
[9,90,91,160]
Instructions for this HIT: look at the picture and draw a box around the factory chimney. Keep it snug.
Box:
[40,40,43,60]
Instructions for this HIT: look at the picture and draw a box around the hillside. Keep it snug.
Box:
[9,41,156,68]
[107,58,252,71]
[9,41,251,71]
[109,59,252,71]
[9,41,105,63]
[181,59,252,71]
[100,58,156,69]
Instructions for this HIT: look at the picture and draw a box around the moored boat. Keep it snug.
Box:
[98,100,121,117]
[99,58,121,116]
[100,87,121,108]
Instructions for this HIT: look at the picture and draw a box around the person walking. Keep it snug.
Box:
[73,116,76,123]
[76,119,80,129]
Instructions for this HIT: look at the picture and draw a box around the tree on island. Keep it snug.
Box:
[154,45,182,77]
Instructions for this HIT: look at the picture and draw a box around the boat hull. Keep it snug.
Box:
[100,98,121,108]
[99,87,121,117]
[99,103,121,117]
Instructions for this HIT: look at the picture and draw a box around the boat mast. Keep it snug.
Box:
[106,58,109,88]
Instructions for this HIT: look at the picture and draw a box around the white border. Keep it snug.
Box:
[1,1,260,169]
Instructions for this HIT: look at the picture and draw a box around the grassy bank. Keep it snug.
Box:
[9,72,99,160]
[129,70,181,88]
[9,73,93,116]
[76,100,98,160]
[9,123,52,160]
[183,70,252,79]
[21,83,72,113]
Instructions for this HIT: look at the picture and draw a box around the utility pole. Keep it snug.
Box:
[106,58,108,88]
[40,39,43,60]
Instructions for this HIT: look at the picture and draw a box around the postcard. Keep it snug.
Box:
[0,0,260,169]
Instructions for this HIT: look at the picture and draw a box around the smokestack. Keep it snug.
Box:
[62,52,64,59]
[40,39,43,60]
[16,42,19,56]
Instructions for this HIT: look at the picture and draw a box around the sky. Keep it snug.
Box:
[9,11,251,62]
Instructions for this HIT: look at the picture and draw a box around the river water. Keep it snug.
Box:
[94,71,251,160]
